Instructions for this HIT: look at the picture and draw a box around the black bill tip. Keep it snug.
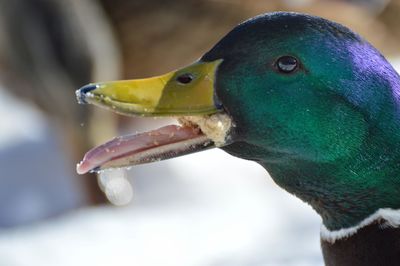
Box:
[76,84,98,104]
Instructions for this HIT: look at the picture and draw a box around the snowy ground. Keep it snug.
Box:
[2,58,399,265]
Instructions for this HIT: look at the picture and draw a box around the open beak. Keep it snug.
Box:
[76,59,232,174]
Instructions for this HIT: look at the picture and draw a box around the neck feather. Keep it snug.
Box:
[260,127,400,230]
[321,210,400,266]
[321,208,400,243]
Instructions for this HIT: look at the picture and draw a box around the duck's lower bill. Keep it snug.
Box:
[76,125,212,174]
[76,113,232,174]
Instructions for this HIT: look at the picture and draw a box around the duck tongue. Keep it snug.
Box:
[76,125,214,174]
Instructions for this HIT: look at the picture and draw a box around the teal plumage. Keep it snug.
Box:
[202,12,400,231]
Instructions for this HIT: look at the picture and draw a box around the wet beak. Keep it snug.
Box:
[75,59,232,174]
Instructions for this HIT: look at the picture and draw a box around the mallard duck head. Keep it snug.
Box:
[76,12,400,230]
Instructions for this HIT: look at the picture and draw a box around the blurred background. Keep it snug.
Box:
[0,0,399,265]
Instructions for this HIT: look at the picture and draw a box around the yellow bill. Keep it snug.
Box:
[76,59,233,174]
[76,59,223,116]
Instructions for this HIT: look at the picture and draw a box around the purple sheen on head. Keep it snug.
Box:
[347,41,400,104]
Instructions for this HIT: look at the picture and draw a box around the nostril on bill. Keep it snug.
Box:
[76,84,98,104]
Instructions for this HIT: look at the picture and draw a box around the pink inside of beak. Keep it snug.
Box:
[76,125,210,174]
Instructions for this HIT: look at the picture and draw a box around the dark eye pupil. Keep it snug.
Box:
[176,73,194,84]
[277,56,298,73]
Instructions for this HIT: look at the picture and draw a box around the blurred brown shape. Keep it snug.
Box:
[101,0,400,80]
[0,0,121,205]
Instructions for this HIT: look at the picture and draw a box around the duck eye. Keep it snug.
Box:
[176,73,194,84]
[276,56,298,74]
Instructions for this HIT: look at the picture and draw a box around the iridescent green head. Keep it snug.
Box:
[201,12,400,230]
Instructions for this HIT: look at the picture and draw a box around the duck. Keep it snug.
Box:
[76,12,400,265]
